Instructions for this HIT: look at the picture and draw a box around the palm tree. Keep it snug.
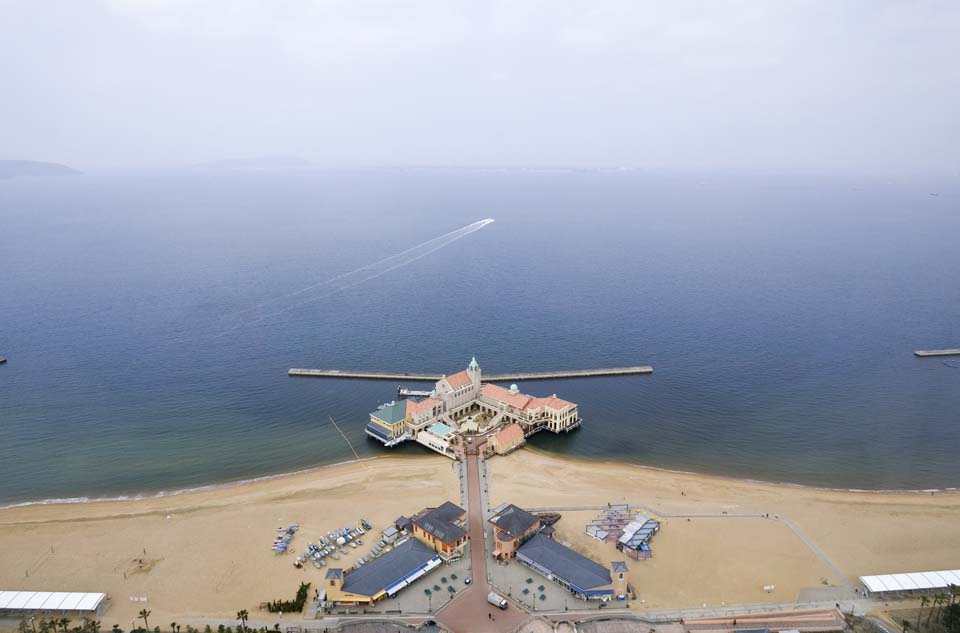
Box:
[111,625,122,633]
[170,623,177,633]
[950,584,960,607]
[138,610,151,631]
[59,618,71,633]
[902,619,911,633]
[236,610,248,633]
[919,595,930,630]
[936,593,950,622]
[927,595,937,627]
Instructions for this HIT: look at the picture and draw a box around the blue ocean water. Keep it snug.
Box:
[1,168,958,504]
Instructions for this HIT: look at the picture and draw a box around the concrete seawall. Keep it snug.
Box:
[288,366,653,381]
[914,349,960,357]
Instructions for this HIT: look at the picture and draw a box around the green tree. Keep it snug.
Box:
[137,610,150,631]
[942,604,960,633]
[937,593,951,622]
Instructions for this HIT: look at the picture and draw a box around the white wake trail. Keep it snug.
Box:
[219,217,494,334]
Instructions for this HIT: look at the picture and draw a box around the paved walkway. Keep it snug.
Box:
[437,444,529,632]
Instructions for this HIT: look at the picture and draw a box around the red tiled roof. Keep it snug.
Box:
[481,383,531,409]
[526,396,575,412]
[443,370,473,389]
[494,423,525,446]
[407,397,440,416]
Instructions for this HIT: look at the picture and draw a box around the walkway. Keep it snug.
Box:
[436,443,529,632]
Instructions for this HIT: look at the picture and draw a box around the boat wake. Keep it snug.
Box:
[218,218,494,334]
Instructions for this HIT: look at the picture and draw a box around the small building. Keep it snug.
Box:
[517,534,628,601]
[489,503,541,559]
[394,516,412,532]
[616,514,660,560]
[0,591,108,617]
[381,526,400,544]
[412,501,468,561]
[324,539,441,605]
[488,423,525,456]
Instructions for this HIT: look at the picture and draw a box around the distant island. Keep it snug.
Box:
[191,156,312,170]
[0,160,81,180]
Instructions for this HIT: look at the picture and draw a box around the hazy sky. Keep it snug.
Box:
[2,1,958,174]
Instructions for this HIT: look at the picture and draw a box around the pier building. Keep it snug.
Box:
[364,357,581,458]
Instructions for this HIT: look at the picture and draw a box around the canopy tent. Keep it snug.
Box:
[0,591,107,615]
[859,570,960,596]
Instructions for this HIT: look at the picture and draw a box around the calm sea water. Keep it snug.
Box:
[1,168,958,504]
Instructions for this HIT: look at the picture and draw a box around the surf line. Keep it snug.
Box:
[220,217,495,333]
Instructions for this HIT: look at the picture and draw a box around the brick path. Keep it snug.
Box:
[436,443,530,632]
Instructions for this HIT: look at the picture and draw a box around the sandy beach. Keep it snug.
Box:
[0,456,460,626]
[1,450,959,625]
[489,450,960,609]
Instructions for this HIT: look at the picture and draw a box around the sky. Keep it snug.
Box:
[2,0,959,175]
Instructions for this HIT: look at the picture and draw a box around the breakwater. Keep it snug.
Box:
[288,366,653,381]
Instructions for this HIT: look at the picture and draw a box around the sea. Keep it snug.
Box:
[1,167,958,505]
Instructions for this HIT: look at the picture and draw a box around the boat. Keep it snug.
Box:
[0,356,7,364]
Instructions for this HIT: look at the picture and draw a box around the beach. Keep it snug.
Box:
[490,450,960,608]
[1,451,959,626]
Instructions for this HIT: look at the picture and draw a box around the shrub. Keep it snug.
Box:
[266,582,311,613]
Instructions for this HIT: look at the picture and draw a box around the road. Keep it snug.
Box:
[437,443,529,632]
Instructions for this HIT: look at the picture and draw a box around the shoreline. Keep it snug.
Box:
[3,449,959,511]
[2,448,959,621]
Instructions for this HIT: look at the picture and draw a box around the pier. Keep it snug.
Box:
[288,366,653,381]
[914,349,960,357]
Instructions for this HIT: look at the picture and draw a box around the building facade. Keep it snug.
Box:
[411,501,468,561]
[365,358,581,458]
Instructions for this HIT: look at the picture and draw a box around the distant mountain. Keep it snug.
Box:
[0,160,81,180]
[191,156,312,170]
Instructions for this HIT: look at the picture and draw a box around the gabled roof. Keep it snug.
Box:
[518,533,612,591]
[481,383,576,412]
[489,504,540,538]
[443,370,473,389]
[526,396,575,411]
[493,423,525,446]
[481,383,531,409]
[341,539,438,597]
[414,501,467,545]
[407,397,440,416]
[370,401,408,424]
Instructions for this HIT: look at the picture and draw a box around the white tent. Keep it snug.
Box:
[0,591,107,615]
[859,570,960,596]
